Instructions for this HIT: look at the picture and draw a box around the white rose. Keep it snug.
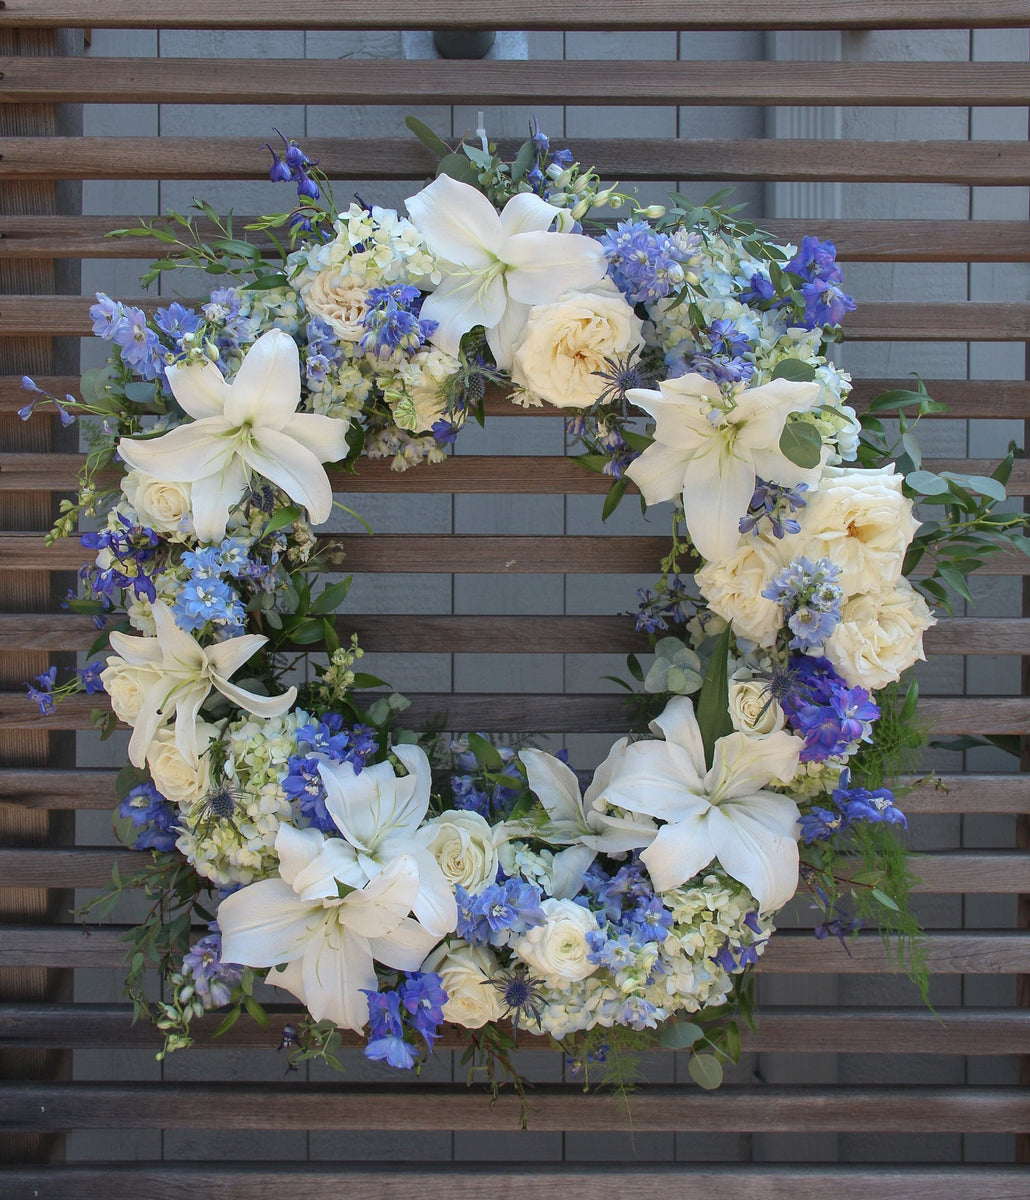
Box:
[798,465,919,594]
[512,897,599,984]
[824,579,936,691]
[416,809,501,893]
[100,656,150,724]
[299,268,368,341]
[147,723,217,805]
[511,285,644,410]
[696,537,788,648]
[422,941,503,1029]
[728,676,786,737]
[121,471,193,535]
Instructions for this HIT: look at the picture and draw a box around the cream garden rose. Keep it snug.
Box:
[416,809,502,893]
[100,657,148,725]
[422,941,504,1029]
[511,284,644,409]
[512,897,599,984]
[298,267,368,341]
[824,578,936,691]
[728,676,786,737]
[121,471,193,535]
[147,721,217,806]
[695,537,788,649]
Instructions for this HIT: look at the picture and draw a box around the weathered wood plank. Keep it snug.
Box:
[2,1082,1028,1133]
[3,847,1025,892]
[2,926,1024,973]
[3,1002,1025,1055]
[6,58,1030,107]
[2,1164,1028,1200]
[3,138,1026,186]
[7,216,1029,263]
[6,0,1029,30]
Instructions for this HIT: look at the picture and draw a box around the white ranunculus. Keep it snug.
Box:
[728,677,786,737]
[695,537,789,648]
[510,284,644,410]
[298,268,368,341]
[797,464,919,594]
[512,897,599,984]
[121,471,193,535]
[824,579,936,691]
[416,809,501,894]
[422,941,504,1029]
[100,658,147,724]
[146,721,217,805]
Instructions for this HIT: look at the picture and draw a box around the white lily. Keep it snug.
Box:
[599,696,803,912]
[405,173,607,369]
[105,600,296,769]
[218,824,441,1031]
[117,329,351,543]
[625,373,823,563]
[316,744,457,938]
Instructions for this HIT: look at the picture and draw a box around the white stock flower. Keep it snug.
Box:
[625,373,823,563]
[415,809,501,894]
[218,824,441,1031]
[511,284,644,409]
[512,897,599,984]
[102,599,296,769]
[824,579,936,691]
[600,696,803,912]
[117,329,351,543]
[405,174,607,369]
[422,941,504,1029]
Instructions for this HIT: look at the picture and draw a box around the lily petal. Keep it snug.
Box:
[281,411,352,465]
[503,231,607,305]
[498,192,562,238]
[648,695,707,779]
[419,271,507,359]
[520,748,585,829]
[680,444,756,563]
[222,329,302,430]
[405,174,499,268]
[707,798,799,912]
[624,441,691,507]
[301,923,376,1031]
[275,823,328,889]
[218,877,320,967]
[707,730,802,801]
[117,418,239,484]
[189,457,249,545]
[213,675,297,719]
[204,633,270,679]
[165,358,230,421]
[247,427,334,525]
[368,917,440,972]
[639,809,716,893]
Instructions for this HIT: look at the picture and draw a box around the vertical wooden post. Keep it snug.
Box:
[0,23,81,1165]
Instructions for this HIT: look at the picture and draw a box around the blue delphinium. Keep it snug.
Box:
[783,237,856,330]
[281,716,380,832]
[25,666,57,715]
[800,769,906,846]
[17,376,77,426]
[182,930,243,1009]
[763,556,844,651]
[739,478,808,540]
[359,284,437,359]
[75,662,106,695]
[89,294,165,381]
[362,971,448,1070]
[399,971,448,1051]
[362,989,416,1069]
[689,318,756,386]
[455,879,547,947]
[119,781,179,851]
[80,515,160,606]
[600,219,699,305]
[449,739,524,820]
[265,129,320,200]
[778,655,880,763]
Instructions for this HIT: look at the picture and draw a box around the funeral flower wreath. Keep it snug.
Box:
[23,120,1027,1095]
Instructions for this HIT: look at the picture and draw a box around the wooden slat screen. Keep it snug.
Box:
[0,4,1026,1197]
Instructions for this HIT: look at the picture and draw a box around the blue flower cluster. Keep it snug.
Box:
[636,575,693,633]
[18,376,77,426]
[784,237,857,330]
[182,930,243,1009]
[280,714,379,832]
[80,515,160,605]
[689,318,756,386]
[89,292,198,382]
[600,219,698,305]
[799,768,907,844]
[711,911,767,972]
[265,129,320,200]
[739,478,809,540]
[25,666,57,715]
[171,542,264,636]
[763,556,843,651]
[779,656,879,763]
[203,288,252,357]
[362,971,448,1070]
[450,740,524,821]
[360,284,437,359]
[304,318,345,385]
[455,879,547,948]
[524,117,575,198]
[119,781,179,851]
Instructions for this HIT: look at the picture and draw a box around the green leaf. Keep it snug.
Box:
[212,1006,242,1037]
[942,472,1008,503]
[602,477,628,522]
[626,653,645,683]
[658,1021,703,1049]
[778,420,823,470]
[696,624,733,769]
[871,887,900,913]
[936,564,975,605]
[469,732,505,772]
[688,1053,724,1090]
[511,139,536,183]
[262,505,301,536]
[243,995,270,1025]
[436,153,480,186]
[115,763,150,801]
[350,672,389,689]
[209,237,262,260]
[571,453,608,474]
[904,470,951,496]
[310,576,353,615]
[289,618,328,645]
[770,359,816,383]
[242,273,290,291]
[462,143,493,170]
[405,116,453,161]
[620,429,654,454]
[123,382,157,405]
[899,681,920,724]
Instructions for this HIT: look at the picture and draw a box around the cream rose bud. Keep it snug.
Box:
[100,656,149,724]
[415,809,501,893]
[298,267,368,341]
[824,579,936,692]
[146,722,217,806]
[798,464,919,594]
[729,677,786,737]
[121,470,193,535]
[512,897,599,984]
[511,284,644,410]
[422,941,504,1029]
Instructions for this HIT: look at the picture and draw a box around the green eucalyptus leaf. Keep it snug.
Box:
[405,116,453,161]
[310,577,353,615]
[688,1053,724,1090]
[436,153,480,186]
[904,470,951,496]
[778,420,823,470]
[469,732,505,772]
[658,1021,703,1049]
[123,382,157,405]
[770,359,816,383]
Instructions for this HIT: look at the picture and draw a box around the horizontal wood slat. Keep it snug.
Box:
[2,692,1028,735]
[3,770,1022,813]
[6,58,1029,108]
[4,376,1027,420]
[0,613,1022,656]
[7,0,1029,30]
[4,138,1026,185]
[3,1003,1025,1055]
[3,532,1026,577]
[3,847,1025,892]
[3,1082,1027,1133]
[6,216,1030,263]
[2,453,1024,495]
[5,296,1027,341]
[3,926,1024,973]
[1,1165,1027,1200]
